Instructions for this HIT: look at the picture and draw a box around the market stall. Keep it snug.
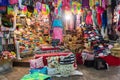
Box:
[0,0,120,79]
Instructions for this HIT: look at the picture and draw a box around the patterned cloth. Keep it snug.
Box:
[52,27,63,43]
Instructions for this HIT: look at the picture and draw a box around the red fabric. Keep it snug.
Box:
[62,0,70,10]
[35,52,73,66]
[100,55,120,66]
[76,53,83,64]
[97,13,102,26]
[86,12,93,25]
[41,47,59,51]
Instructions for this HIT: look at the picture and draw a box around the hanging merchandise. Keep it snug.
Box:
[9,0,18,5]
[0,6,7,14]
[35,1,42,13]
[52,27,63,43]
[82,0,89,8]
[116,0,120,5]
[96,6,104,27]
[52,19,63,28]
[92,5,98,27]
[0,0,9,6]
[102,0,106,9]
[41,4,50,15]
[21,6,28,15]
[86,10,93,25]
[18,0,24,9]
[89,0,95,8]
[71,1,82,14]
[22,0,34,6]
[7,5,15,15]
[62,0,71,11]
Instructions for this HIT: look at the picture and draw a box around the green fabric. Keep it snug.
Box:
[21,72,50,80]
[7,5,14,15]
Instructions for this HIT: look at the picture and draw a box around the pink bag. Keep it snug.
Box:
[9,0,18,5]
[30,57,44,69]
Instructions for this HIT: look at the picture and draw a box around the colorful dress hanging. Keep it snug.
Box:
[92,7,98,27]
[62,0,71,11]
[35,1,42,13]
[86,11,93,25]
[71,1,82,14]
[96,6,104,26]
[9,0,18,5]
[52,27,63,43]
[82,0,89,8]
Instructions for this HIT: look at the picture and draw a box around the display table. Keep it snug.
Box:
[35,52,73,66]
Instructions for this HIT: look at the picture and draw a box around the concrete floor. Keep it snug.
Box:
[0,65,120,80]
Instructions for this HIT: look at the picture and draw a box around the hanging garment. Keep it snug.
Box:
[9,0,18,5]
[96,6,104,26]
[0,6,7,14]
[62,0,71,10]
[92,9,98,27]
[107,6,112,37]
[82,0,89,8]
[69,14,74,30]
[35,1,42,13]
[102,10,107,29]
[18,0,24,9]
[76,14,80,27]
[101,10,108,39]
[102,0,106,9]
[107,0,111,5]
[86,12,93,25]
[22,0,33,6]
[52,27,63,43]
[107,6,112,26]
[111,0,116,12]
[89,0,94,7]
[0,0,9,6]
[116,0,120,5]
[52,19,63,28]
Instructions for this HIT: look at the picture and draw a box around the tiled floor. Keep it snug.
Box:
[0,65,120,80]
